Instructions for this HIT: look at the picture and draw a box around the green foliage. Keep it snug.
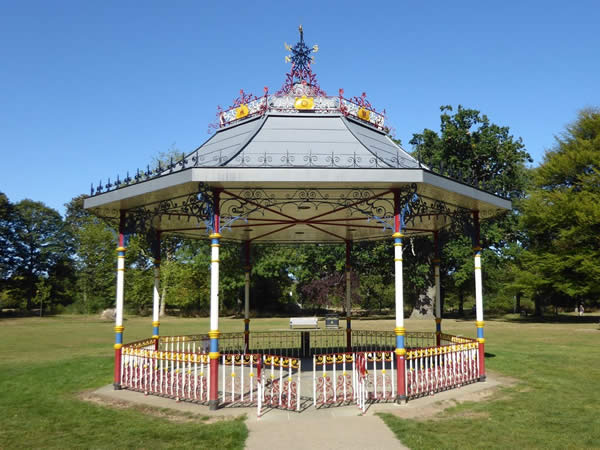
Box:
[2,198,73,309]
[517,109,600,311]
[65,196,116,313]
[410,105,532,315]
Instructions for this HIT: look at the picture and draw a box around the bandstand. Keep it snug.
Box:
[84,28,511,413]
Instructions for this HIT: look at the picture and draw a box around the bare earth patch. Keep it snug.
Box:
[375,371,519,421]
[78,390,235,425]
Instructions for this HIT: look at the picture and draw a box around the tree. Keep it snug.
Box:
[409,105,532,316]
[65,196,115,313]
[11,200,72,310]
[0,192,16,281]
[518,108,600,313]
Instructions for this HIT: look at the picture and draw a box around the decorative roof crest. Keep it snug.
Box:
[278,25,326,96]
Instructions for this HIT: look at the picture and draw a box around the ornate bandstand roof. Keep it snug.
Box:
[84,27,511,243]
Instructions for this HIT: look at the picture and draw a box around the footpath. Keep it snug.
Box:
[93,373,503,450]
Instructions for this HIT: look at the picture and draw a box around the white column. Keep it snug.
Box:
[393,232,404,330]
[152,261,160,338]
[210,234,221,332]
[115,247,125,330]
[434,263,441,319]
[474,248,483,322]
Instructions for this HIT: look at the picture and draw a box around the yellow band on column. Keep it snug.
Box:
[435,318,442,324]
[244,319,250,324]
[114,326,124,333]
[394,327,406,336]
[477,338,485,343]
[476,321,485,328]
[116,247,126,252]
[114,344,123,350]
[208,330,220,339]
[152,321,160,327]
[209,352,221,360]
[395,348,406,356]
[392,232,404,238]
[209,233,222,239]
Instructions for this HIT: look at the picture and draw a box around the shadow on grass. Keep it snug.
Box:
[501,314,600,325]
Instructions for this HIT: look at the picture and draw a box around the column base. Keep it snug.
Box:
[113,383,122,390]
[396,395,407,404]
[208,399,219,411]
[478,375,487,382]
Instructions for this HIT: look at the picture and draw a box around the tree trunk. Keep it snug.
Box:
[458,289,464,316]
[409,285,435,319]
[534,296,543,316]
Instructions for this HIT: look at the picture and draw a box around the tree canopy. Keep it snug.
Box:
[517,109,600,311]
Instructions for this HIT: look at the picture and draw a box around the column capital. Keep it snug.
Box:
[209,233,222,239]
[392,232,404,239]
[116,247,126,252]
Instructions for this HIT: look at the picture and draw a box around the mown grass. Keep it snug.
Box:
[0,315,257,449]
[380,314,600,449]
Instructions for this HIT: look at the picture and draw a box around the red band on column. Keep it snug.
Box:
[478,341,485,377]
[397,354,406,399]
[209,358,219,403]
[114,348,122,385]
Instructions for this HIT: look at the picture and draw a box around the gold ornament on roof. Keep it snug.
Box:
[235,104,249,119]
[294,95,314,110]
[358,107,371,122]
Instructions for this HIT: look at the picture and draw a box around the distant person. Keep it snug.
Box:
[579,304,584,317]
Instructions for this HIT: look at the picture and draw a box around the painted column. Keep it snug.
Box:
[152,232,161,350]
[345,240,352,351]
[208,189,222,410]
[393,190,407,403]
[433,231,442,346]
[473,211,486,381]
[243,240,251,351]
[113,211,127,390]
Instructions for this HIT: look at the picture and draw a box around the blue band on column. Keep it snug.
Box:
[436,322,441,332]
[210,338,219,353]
[396,335,404,349]
[118,250,125,257]
[116,333,123,344]
[211,238,220,245]
[244,322,249,332]
[395,238,402,245]
[477,327,484,339]
[153,326,159,336]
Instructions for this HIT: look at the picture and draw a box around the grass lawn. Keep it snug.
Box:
[1,314,599,448]
[380,314,600,449]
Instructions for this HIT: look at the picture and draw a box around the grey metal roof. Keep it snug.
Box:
[182,112,418,170]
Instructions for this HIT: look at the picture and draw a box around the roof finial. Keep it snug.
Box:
[278,27,326,96]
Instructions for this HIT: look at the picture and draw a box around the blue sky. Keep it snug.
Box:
[1,0,599,215]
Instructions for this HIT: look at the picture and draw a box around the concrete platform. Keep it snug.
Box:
[91,372,506,449]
